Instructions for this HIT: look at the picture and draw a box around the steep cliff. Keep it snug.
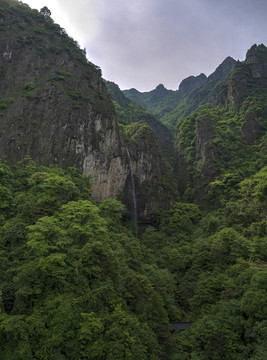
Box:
[227,44,267,108]
[0,0,127,204]
[0,0,176,219]
[121,122,177,219]
[178,73,207,94]
[174,44,267,207]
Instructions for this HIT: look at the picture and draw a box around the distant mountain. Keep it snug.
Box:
[124,57,236,132]
[106,81,174,157]
[161,56,236,130]
[178,73,207,94]
[123,84,181,121]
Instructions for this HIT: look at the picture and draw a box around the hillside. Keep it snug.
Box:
[106,80,174,158]
[0,1,266,360]
[175,44,267,206]
[124,57,236,132]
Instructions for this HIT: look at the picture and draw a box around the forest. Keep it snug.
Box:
[0,157,266,359]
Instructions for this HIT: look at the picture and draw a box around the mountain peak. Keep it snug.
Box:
[178,73,207,94]
[156,83,166,90]
[246,43,267,63]
[154,83,167,94]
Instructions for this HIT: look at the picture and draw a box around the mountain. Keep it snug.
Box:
[124,57,236,131]
[0,2,267,359]
[106,80,174,158]
[178,73,207,94]
[175,44,267,206]
[123,84,181,122]
[0,0,177,219]
[162,56,236,129]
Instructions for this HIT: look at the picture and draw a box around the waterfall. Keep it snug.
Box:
[126,149,138,234]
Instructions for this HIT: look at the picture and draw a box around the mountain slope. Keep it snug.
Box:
[0,0,177,219]
[124,57,236,132]
[174,44,267,206]
[106,80,174,157]
[123,84,181,121]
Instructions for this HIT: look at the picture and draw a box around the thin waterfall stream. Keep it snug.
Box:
[126,149,138,234]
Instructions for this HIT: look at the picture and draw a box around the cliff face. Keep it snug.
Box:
[174,44,267,208]
[0,0,175,219]
[228,44,267,108]
[122,122,176,219]
[178,73,207,94]
[0,1,125,204]
[175,114,218,206]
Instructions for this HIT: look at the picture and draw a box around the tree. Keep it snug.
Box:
[40,6,51,18]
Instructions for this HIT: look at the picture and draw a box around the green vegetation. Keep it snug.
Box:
[106,81,153,126]
[0,158,172,359]
[0,97,15,110]
[123,85,181,130]
[176,84,267,203]
[0,156,266,359]
[123,58,235,133]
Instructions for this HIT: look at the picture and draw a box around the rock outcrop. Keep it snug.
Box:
[123,123,175,219]
[0,0,175,219]
[175,115,218,206]
[228,44,267,108]
[178,73,207,94]
[241,111,261,145]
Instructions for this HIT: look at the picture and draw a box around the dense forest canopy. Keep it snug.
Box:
[0,158,266,359]
[0,1,266,359]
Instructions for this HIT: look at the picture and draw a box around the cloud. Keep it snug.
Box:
[23,0,267,91]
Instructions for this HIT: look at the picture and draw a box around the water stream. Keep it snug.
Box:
[126,149,138,234]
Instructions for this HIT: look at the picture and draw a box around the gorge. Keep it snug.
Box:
[0,1,266,360]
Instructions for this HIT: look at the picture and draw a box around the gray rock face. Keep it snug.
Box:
[178,73,207,94]
[241,111,261,145]
[0,20,124,202]
[123,123,176,219]
[0,2,175,219]
[175,116,218,207]
[228,44,267,108]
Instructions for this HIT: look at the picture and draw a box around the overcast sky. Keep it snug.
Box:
[23,0,267,91]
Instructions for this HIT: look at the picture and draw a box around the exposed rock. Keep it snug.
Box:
[174,148,190,196]
[140,114,174,157]
[0,1,175,220]
[228,44,267,108]
[194,117,218,203]
[0,15,124,203]
[241,111,261,145]
[228,68,248,108]
[178,73,207,94]
[175,116,218,207]
[123,123,176,219]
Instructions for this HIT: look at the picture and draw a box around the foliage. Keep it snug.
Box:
[123,58,235,133]
[2,157,265,359]
[0,158,173,359]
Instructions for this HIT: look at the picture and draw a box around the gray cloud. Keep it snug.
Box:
[24,0,267,91]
